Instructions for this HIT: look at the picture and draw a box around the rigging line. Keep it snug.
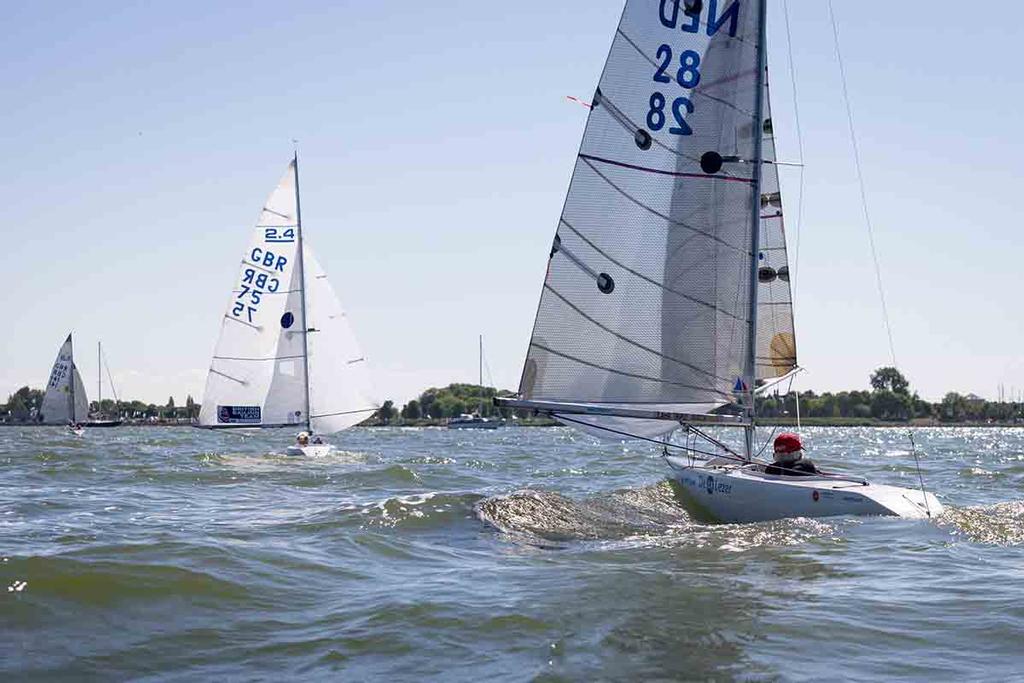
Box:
[213,354,305,362]
[827,0,897,367]
[907,430,932,518]
[755,372,796,459]
[829,1,931,512]
[101,347,120,403]
[554,413,732,461]
[541,283,731,385]
[529,341,734,400]
[310,407,377,419]
[781,0,807,293]
[556,413,863,482]
[559,219,745,324]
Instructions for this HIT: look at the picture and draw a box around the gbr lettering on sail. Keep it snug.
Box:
[647,0,741,138]
[231,229,293,325]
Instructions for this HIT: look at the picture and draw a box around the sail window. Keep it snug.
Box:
[597,273,615,294]
[763,117,773,134]
[760,192,782,208]
[281,312,295,329]
[777,265,790,282]
[635,128,653,150]
[700,151,723,174]
[550,234,562,258]
[684,0,703,16]
[758,267,777,283]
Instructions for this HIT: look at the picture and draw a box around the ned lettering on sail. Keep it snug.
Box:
[658,0,741,38]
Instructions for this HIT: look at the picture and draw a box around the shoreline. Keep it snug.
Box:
[2,419,1022,429]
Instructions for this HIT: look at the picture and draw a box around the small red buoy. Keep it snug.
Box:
[812,490,820,502]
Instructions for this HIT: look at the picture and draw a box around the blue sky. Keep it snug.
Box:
[2,1,1022,405]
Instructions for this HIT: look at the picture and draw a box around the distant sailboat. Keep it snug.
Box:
[448,335,501,430]
[40,333,89,430]
[497,0,940,522]
[197,155,377,456]
[88,341,123,427]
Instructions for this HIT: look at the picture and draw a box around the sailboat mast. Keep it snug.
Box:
[293,153,313,433]
[478,335,483,415]
[744,0,769,460]
[98,341,102,405]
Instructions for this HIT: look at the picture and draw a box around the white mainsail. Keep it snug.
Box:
[503,0,793,439]
[198,158,376,432]
[40,334,89,424]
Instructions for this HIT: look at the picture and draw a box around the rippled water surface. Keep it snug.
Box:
[2,425,1023,680]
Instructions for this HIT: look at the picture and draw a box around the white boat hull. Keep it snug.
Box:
[666,456,942,524]
[285,444,333,457]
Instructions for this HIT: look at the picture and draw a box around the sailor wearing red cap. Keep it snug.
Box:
[765,433,819,476]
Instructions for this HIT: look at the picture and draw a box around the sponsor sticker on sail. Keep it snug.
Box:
[217,405,262,424]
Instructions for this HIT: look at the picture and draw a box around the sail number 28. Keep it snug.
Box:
[648,45,701,136]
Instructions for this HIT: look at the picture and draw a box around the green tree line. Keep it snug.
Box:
[756,367,1024,424]
[1,387,200,423]
[6,368,1023,426]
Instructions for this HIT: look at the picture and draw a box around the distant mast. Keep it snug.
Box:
[478,335,484,415]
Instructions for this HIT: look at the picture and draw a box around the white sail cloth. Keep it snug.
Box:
[756,69,798,381]
[40,334,89,424]
[512,0,794,440]
[198,160,376,433]
[303,247,377,433]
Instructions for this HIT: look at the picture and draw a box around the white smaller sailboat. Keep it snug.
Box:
[448,336,501,430]
[197,154,377,456]
[40,333,89,433]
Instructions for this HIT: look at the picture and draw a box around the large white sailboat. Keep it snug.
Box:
[197,155,377,456]
[40,333,89,432]
[496,0,940,522]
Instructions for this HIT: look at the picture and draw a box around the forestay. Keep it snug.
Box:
[509,0,780,437]
[40,334,89,424]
